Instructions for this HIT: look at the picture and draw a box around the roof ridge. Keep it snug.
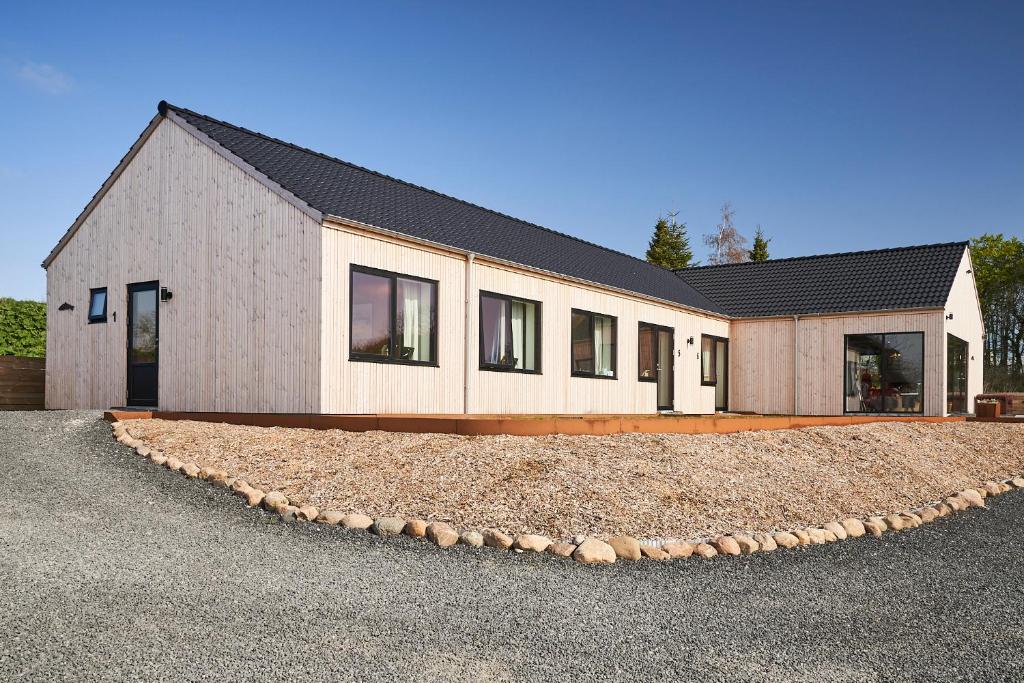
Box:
[676,240,968,273]
[161,101,674,277]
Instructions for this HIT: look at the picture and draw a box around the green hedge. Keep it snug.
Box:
[0,298,46,357]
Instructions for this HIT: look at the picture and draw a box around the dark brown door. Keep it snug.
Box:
[127,281,159,406]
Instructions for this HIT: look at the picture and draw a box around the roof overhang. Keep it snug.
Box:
[730,306,946,322]
[164,108,323,224]
[323,214,731,322]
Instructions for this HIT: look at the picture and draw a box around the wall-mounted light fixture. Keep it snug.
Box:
[58,302,74,311]
[160,287,173,302]
[945,313,954,320]
[686,336,694,345]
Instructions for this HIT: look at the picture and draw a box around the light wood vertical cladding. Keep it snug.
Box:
[320,226,466,414]
[469,261,729,414]
[45,118,321,411]
[730,310,946,416]
[729,319,795,415]
[943,247,985,413]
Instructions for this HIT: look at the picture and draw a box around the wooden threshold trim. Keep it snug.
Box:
[105,410,965,437]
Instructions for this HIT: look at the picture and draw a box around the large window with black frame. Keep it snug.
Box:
[571,309,617,378]
[844,332,924,413]
[479,291,541,373]
[350,265,437,365]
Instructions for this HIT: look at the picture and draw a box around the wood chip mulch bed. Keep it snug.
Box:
[125,419,1024,542]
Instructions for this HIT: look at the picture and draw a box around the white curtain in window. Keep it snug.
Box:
[522,302,536,371]
[399,279,433,361]
[511,302,525,369]
[701,336,716,382]
[490,302,507,364]
[594,315,614,376]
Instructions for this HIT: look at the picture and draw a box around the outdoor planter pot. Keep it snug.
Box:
[976,401,1001,418]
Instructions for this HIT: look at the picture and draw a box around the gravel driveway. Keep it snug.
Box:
[2,411,1022,682]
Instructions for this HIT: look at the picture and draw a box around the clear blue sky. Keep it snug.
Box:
[1,1,1021,301]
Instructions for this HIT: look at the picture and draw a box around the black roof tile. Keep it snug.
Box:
[673,242,967,318]
[162,102,727,315]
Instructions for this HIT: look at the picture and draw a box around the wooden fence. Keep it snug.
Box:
[0,356,45,410]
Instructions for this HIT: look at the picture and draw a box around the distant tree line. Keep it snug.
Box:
[971,234,1024,391]
[646,201,770,269]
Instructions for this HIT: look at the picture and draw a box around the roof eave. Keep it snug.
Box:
[322,214,731,321]
[730,306,947,321]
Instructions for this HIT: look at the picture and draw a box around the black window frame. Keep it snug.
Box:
[637,321,672,383]
[701,334,727,386]
[570,308,618,380]
[348,264,439,367]
[87,287,108,324]
[843,331,925,415]
[478,290,543,374]
[946,333,969,415]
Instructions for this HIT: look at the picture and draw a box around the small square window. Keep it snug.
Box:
[88,288,107,323]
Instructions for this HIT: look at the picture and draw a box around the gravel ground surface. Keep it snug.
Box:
[128,418,1024,540]
[2,411,1024,682]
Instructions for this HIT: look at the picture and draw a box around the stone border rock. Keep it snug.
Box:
[110,420,1024,566]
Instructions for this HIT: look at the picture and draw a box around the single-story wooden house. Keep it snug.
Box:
[42,102,984,417]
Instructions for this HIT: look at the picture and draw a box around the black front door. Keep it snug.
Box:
[127,281,159,406]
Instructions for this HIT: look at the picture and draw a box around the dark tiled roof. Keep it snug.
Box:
[161,102,726,316]
[674,242,968,318]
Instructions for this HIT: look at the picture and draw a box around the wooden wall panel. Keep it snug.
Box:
[320,225,466,414]
[729,319,795,415]
[319,224,730,415]
[730,311,946,416]
[943,247,985,413]
[469,261,729,414]
[45,118,322,412]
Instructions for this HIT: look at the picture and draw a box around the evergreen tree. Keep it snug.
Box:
[645,212,695,269]
[749,226,771,262]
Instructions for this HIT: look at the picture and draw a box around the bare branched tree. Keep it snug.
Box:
[703,201,749,265]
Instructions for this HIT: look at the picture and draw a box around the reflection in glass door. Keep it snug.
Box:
[127,281,159,406]
[657,329,674,411]
[714,339,728,411]
[638,323,674,412]
[947,334,968,414]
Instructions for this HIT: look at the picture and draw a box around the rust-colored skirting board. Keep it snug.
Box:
[104,410,965,436]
